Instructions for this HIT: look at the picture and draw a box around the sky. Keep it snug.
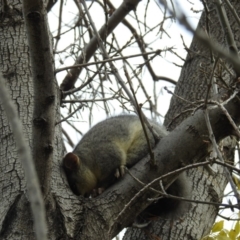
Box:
[48,0,203,131]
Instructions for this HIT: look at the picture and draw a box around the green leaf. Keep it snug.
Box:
[232,175,240,190]
[229,229,237,240]
[234,221,240,235]
[219,229,229,237]
[212,221,224,233]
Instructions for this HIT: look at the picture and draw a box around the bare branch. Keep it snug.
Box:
[214,0,239,57]
[204,108,240,208]
[60,0,141,92]
[81,0,160,142]
[159,0,240,76]
[56,50,162,73]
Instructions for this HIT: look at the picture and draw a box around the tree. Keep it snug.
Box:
[0,0,240,239]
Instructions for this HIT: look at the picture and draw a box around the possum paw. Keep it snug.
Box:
[114,165,125,178]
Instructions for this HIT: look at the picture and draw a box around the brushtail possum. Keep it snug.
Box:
[62,115,167,197]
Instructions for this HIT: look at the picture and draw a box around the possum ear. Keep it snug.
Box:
[63,153,80,170]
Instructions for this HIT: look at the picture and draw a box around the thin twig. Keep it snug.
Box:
[158,0,240,77]
[109,161,211,235]
[204,108,240,209]
[56,104,86,125]
[223,0,240,27]
[62,94,119,103]
[124,66,156,164]
[81,0,160,141]
[214,0,239,57]
[212,159,240,174]
[56,50,162,73]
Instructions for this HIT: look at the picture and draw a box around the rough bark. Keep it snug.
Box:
[0,0,35,238]
[1,0,240,240]
[123,1,240,239]
[0,0,62,239]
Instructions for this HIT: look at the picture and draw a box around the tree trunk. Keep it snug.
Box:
[0,1,35,238]
[0,0,240,240]
[0,0,62,239]
[123,0,240,239]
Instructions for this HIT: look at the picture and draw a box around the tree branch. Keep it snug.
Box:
[81,92,240,238]
[214,0,239,63]
[60,0,141,92]
[22,0,56,195]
